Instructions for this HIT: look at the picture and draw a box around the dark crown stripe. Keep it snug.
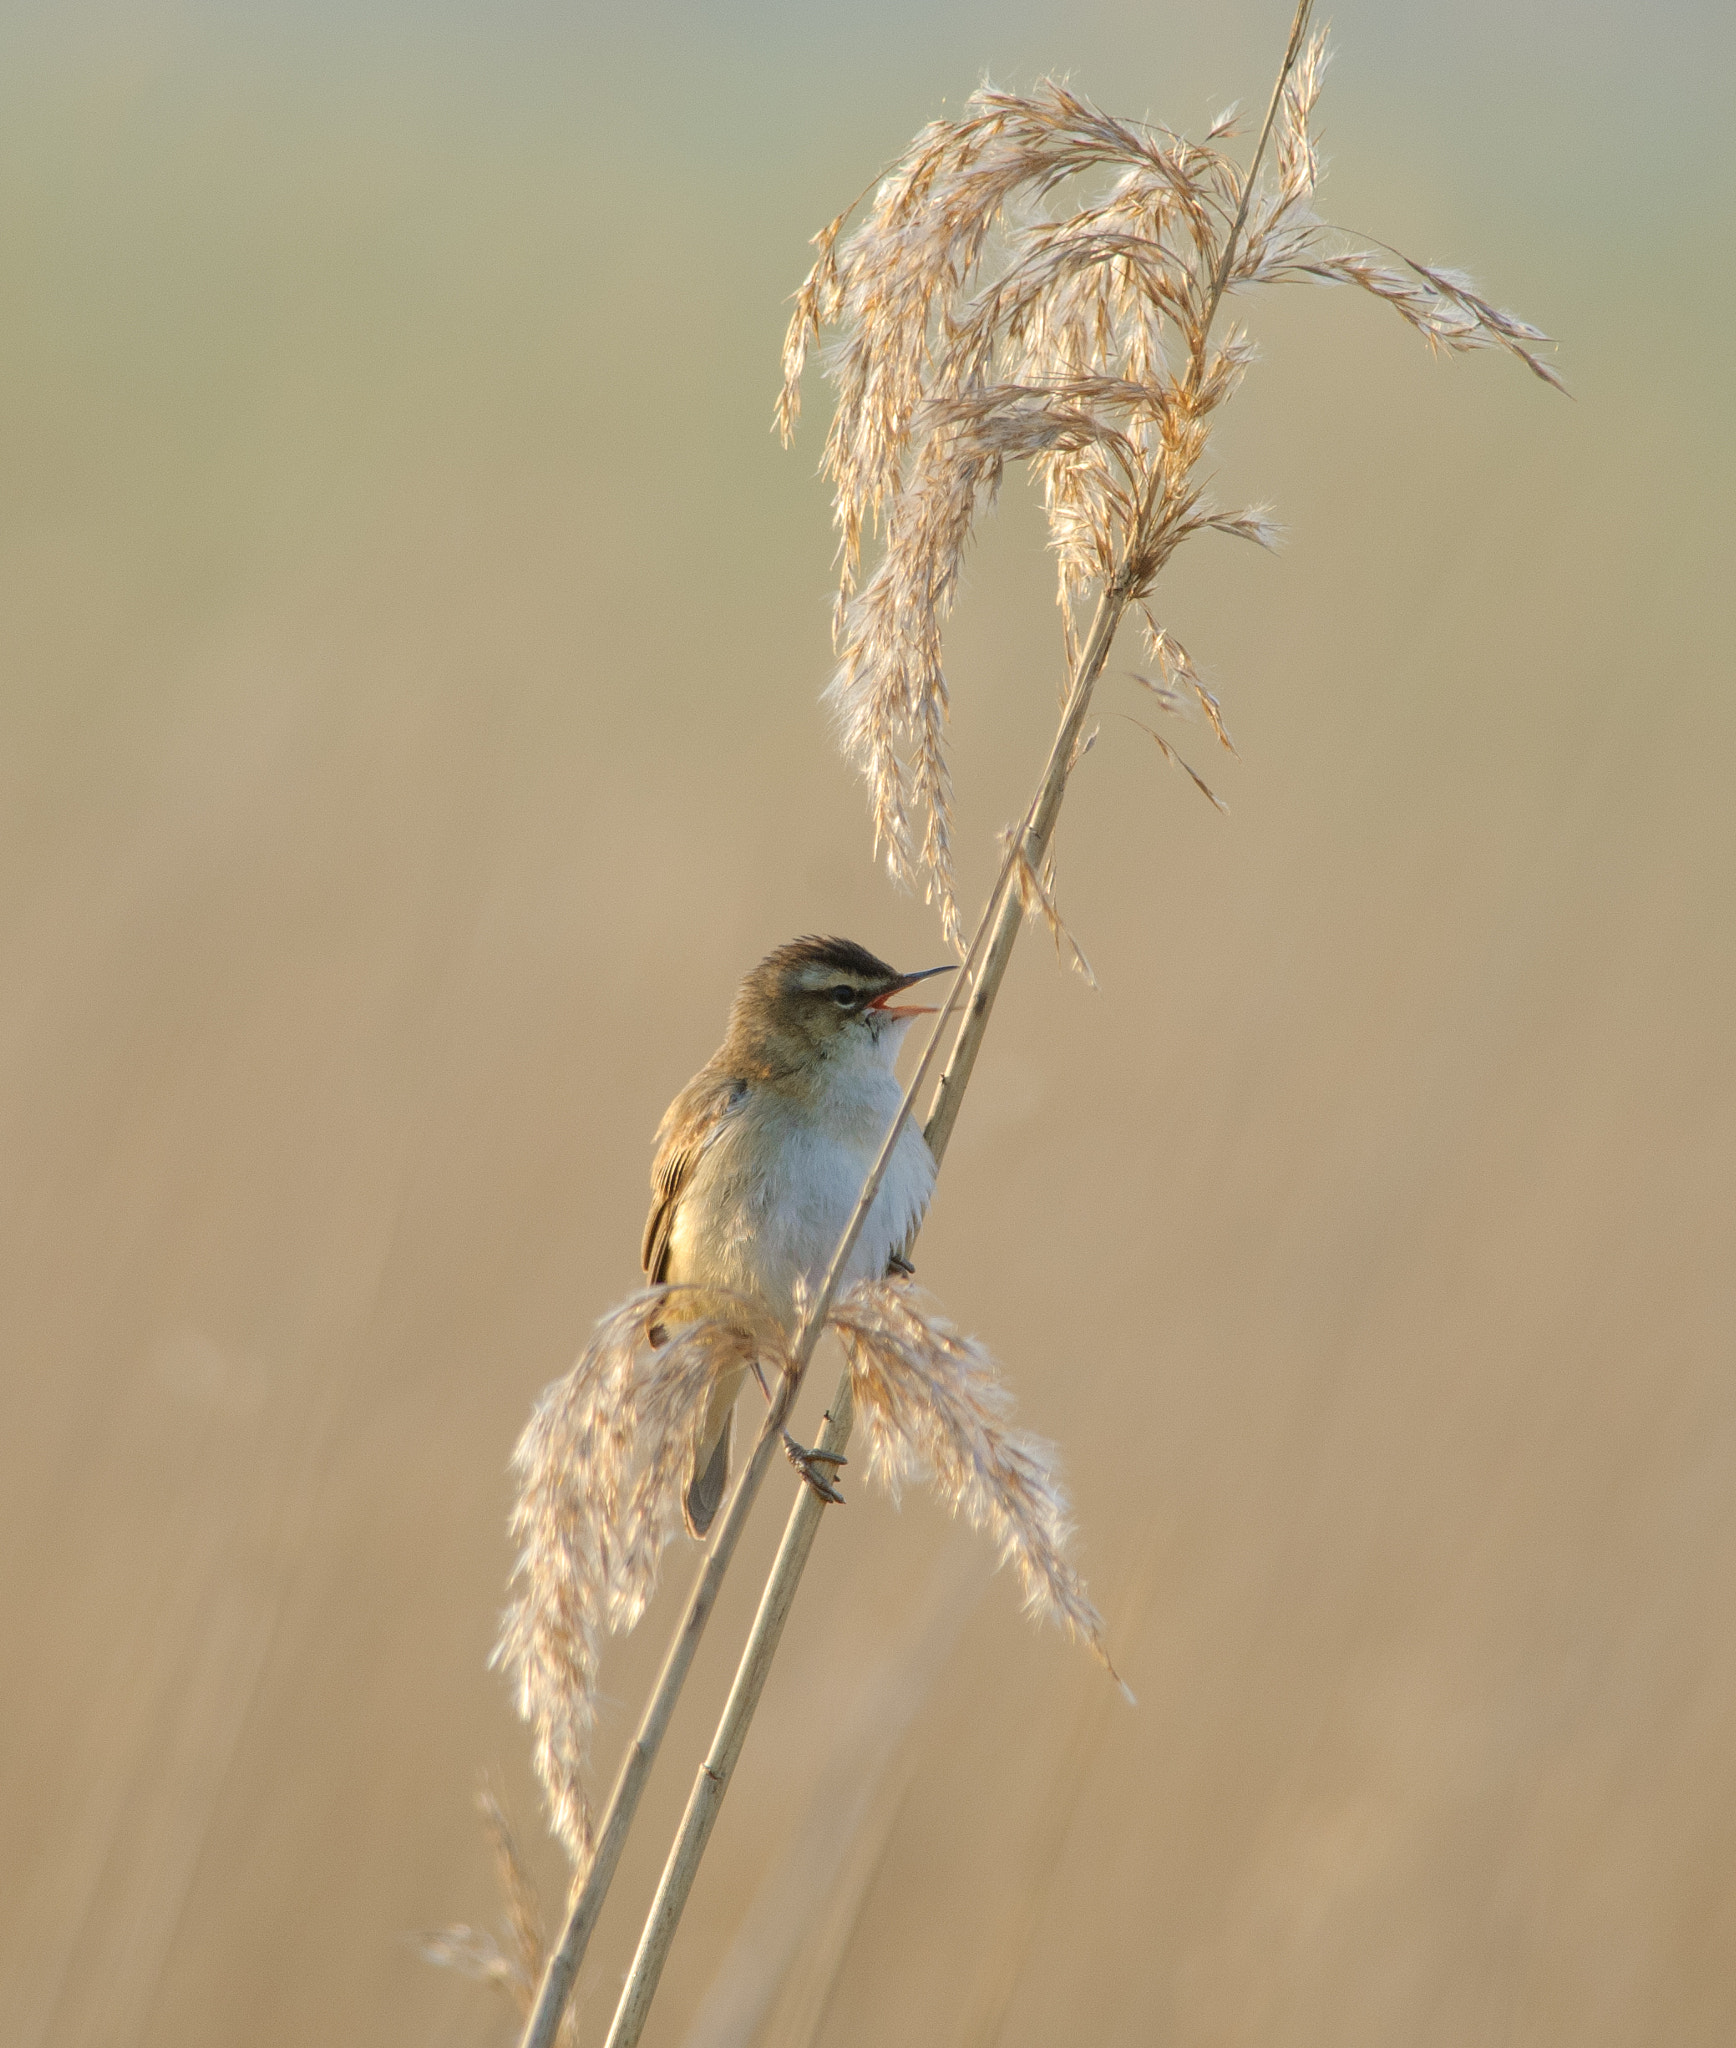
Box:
[760,935,897,985]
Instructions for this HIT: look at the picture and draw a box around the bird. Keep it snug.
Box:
[642,935,952,1538]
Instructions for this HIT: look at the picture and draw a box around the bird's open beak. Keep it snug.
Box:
[866,964,957,1019]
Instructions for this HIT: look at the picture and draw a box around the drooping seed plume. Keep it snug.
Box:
[829,1278,1117,1682]
[500,1272,1120,1863]
[1134,620,1239,755]
[495,1289,788,1866]
[778,36,1560,941]
[419,1924,528,2009]
[419,1785,551,2023]
[1000,827,1099,987]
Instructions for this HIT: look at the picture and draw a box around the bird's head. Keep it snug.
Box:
[726,936,954,1079]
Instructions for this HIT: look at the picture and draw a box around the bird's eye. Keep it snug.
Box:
[830,984,857,1007]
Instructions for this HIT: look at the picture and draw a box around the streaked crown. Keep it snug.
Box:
[722,935,950,1078]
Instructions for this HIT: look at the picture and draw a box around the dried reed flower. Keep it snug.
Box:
[482,1784,546,2001]
[495,1288,787,1867]
[1000,826,1099,987]
[420,1924,526,2003]
[829,1279,1119,1684]
[500,1269,1123,1865]
[1136,617,1239,754]
[778,36,1560,939]
[420,1785,551,2020]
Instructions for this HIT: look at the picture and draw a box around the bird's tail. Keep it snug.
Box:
[683,1408,733,1539]
[679,1376,736,1540]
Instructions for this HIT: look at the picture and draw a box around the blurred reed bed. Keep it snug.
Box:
[429,6,1559,2042]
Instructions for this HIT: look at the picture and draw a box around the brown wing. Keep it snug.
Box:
[641,1068,745,1283]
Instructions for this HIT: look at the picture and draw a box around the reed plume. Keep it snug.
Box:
[494,1278,1105,1882]
[495,1287,774,1867]
[833,1279,1114,1677]
[779,44,1559,941]
[419,1785,579,2041]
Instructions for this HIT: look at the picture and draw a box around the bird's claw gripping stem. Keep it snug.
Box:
[782,1432,847,1505]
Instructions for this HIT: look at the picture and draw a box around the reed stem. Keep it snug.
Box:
[514,733,1033,2048]
[595,586,1128,2048]
[587,7,1322,2028]
[517,14,1320,2042]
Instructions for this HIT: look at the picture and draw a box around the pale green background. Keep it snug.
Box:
[2,4,1732,2045]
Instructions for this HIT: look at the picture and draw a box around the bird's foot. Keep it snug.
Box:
[886,1251,915,1278]
[782,1432,847,1505]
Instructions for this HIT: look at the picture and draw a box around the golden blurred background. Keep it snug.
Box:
[2,3,1731,2043]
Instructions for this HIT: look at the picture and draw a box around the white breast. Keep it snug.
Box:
[667,1050,936,1331]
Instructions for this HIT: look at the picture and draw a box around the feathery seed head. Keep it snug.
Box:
[501,1271,1124,1859]
[831,1278,1119,1682]
[496,1288,789,1866]
[778,34,1560,934]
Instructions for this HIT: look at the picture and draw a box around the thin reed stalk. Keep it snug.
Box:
[489,4,1560,2041]
[590,16,1341,2024]
[594,226,1221,2048]
[515,827,1028,2048]
[596,637,1117,2048]
[521,515,1122,2048]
